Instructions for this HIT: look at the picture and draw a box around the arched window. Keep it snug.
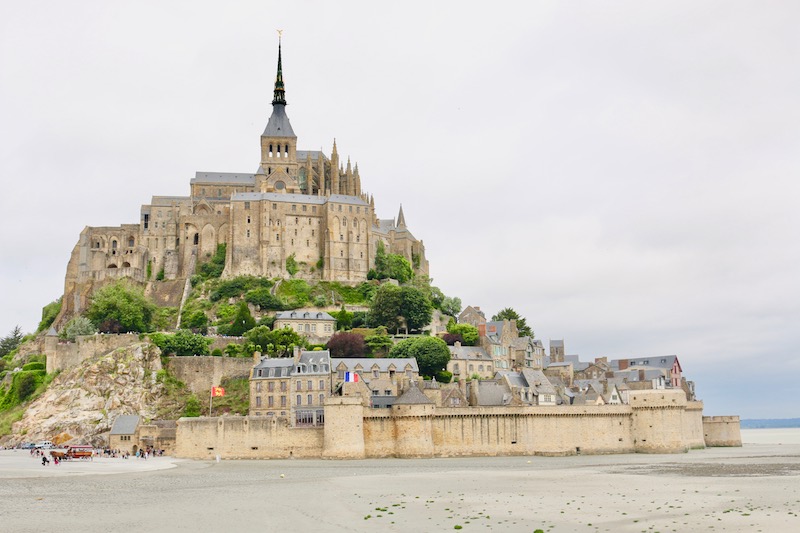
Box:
[128,237,135,247]
[269,144,273,156]
[111,240,117,249]
[193,234,199,245]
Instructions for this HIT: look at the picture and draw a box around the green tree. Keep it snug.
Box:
[59,316,96,341]
[180,310,209,334]
[364,331,394,356]
[37,298,62,333]
[86,281,156,333]
[440,296,462,318]
[184,394,202,417]
[389,336,450,377]
[334,305,353,330]
[446,323,479,346]
[228,301,256,336]
[0,326,24,356]
[491,307,534,338]
[244,326,307,358]
[150,330,212,356]
[386,254,413,284]
[367,284,432,333]
[196,243,226,280]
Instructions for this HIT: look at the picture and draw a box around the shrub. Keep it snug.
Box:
[59,316,97,341]
[228,302,256,336]
[184,394,202,417]
[150,330,212,356]
[211,348,223,357]
[286,253,299,276]
[196,243,226,280]
[155,268,165,281]
[244,287,283,310]
[37,298,62,333]
[180,310,209,334]
[435,370,453,383]
[326,332,367,358]
[22,362,45,371]
[86,281,156,333]
[446,323,479,346]
[209,276,272,302]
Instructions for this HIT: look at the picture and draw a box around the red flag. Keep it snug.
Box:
[212,386,226,397]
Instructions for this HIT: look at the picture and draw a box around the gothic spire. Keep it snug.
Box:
[272,36,286,106]
[397,204,407,228]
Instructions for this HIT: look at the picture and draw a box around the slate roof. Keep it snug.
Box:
[393,385,433,405]
[550,339,564,348]
[610,355,679,371]
[276,310,335,321]
[252,357,295,378]
[475,380,510,406]
[262,104,296,137]
[332,358,418,373]
[297,150,327,162]
[296,351,331,374]
[565,355,589,372]
[520,369,557,395]
[191,172,256,185]
[448,346,492,361]
[110,415,140,435]
[150,196,190,206]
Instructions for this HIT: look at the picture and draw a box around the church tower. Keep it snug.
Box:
[259,37,300,193]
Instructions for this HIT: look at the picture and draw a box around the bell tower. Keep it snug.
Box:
[259,34,299,192]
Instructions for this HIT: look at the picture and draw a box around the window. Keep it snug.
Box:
[268,382,274,392]
[372,390,379,396]
[307,380,313,390]
[296,381,302,391]
[276,234,280,241]
[256,382,262,393]
[291,205,296,212]
[312,206,316,213]
[373,369,379,378]
[319,393,325,404]
[244,201,250,210]
[143,214,149,229]
[280,382,287,392]
[280,396,286,407]
[272,203,277,210]
[297,395,302,405]
[302,205,307,212]
[307,394,313,405]
[256,396,262,407]
[384,390,391,396]
[246,230,250,238]
[268,396,274,407]
[247,216,251,224]
[319,379,324,390]
[349,206,353,213]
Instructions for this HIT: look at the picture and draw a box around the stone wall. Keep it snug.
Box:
[682,401,706,449]
[45,333,142,373]
[176,396,728,460]
[702,416,742,447]
[167,356,254,394]
[175,416,324,459]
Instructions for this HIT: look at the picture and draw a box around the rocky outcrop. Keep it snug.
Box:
[6,342,174,447]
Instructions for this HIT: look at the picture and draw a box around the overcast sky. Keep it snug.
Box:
[1,1,798,419]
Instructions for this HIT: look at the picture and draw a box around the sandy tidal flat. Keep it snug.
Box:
[1,444,799,532]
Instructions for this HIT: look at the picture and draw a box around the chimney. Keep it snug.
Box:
[293,345,301,362]
[253,350,262,365]
[454,341,462,348]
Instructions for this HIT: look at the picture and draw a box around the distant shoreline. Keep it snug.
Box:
[740,418,800,429]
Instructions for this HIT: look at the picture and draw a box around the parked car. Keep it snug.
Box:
[34,441,54,449]
[19,442,35,449]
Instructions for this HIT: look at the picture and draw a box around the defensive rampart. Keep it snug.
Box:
[175,393,732,460]
[45,333,141,373]
[167,356,254,394]
[702,415,742,447]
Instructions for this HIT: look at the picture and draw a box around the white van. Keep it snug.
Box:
[35,441,54,449]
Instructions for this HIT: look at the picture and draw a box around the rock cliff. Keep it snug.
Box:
[7,342,179,446]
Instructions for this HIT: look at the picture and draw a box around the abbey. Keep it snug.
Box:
[59,41,427,321]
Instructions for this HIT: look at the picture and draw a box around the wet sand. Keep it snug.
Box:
[1,445,799,532]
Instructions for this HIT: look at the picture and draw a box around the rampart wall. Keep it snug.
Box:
[702,416,742,447]
[176,393,734,460]
[167,356,253,394]
[45,333,141,373]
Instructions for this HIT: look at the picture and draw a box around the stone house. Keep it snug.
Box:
[458,305,486,328]
[480,320,517,371]
[611,355,683,388]
[496,369,558,406]
[331,357,419,408]
[249,350,332,426]
[511,337,544,370]
[446,343,495,380]
[549,339,565,363]
[108,415,176,454]
[274,310,336,342]
[421,380,469,408]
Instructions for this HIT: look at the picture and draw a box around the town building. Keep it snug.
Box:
[273,310,336,342]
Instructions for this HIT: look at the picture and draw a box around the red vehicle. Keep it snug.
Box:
[51,446,94,460]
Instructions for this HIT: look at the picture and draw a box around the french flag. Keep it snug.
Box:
[345,372,359,383]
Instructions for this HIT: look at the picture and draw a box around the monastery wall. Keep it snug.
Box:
[702,416,742,447]
[175,416,324,459]
[167,356,254,394]
[45,333,141,373]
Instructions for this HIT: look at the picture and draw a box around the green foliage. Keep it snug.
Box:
[440,296,462,318]
[244,287,284,310]
[435,370,453,383]
[196,243,226,280]
[244,326,307,357]
[209,276,272,302]
[316,257,324,270]
[150,330,212,356]
[364,331,394,357]
[180,309,209,334]
[446,323,479,346]
[371,241,413,283]
[211,348,223,357]
[152,307,179,331]
[86,281,156,333]
[409,275,445,309]
[286,253,299,276]
[155,267,165,281]
[21,362,45,371]
[209,377,251,415]
[59,316,97,341]
[215,303,237,323]
[184,394,202,417]
[0,369,47,410]
[491,307,534,338]
[146,260,153,280]
[0,326,24,356]
[389,336,450,377]
[257,314,276,329]
[367,285,433,333]
[334,305,353,330]
[228,302,256,336]
[37,299,62,333]
[276,279,312,308]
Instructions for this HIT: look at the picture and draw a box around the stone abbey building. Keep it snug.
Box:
[59,41,427,321]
